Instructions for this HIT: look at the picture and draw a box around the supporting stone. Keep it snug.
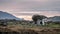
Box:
[42,19,45,25]
[37,19,41,25]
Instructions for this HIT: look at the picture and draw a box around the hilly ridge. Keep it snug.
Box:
[0,11,23,20]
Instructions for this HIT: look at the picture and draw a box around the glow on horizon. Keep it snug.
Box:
[10,11,60,20]
[1,11,60,20]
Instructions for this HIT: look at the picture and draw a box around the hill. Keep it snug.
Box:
[46,16,60,22]
[0,11,23,20]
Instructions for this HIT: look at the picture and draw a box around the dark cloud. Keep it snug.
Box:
[0,0,60,11]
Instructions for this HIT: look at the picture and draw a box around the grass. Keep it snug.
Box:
[0,22,60,34]
[7,22,60,29]
[46,23,60,28]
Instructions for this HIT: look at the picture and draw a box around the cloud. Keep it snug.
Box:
[0,0,60,11]
[9,11,60,17]
[12,11,60,20]
[0,0,60,20]
[14,0,60,11]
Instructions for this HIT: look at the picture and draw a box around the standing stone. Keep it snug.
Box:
[42,19,45,25]
[37,19,41,25]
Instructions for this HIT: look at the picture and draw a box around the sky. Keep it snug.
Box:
[0,0,60,20]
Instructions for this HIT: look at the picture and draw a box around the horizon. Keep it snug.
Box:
[1,11,60,20]
[0,0,60,20]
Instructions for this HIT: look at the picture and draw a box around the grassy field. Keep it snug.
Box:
[0,25,60,34]
[8,22,60,28]
[0,22,60,34]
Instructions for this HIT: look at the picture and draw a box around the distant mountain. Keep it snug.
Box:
[46,16,60,22]
[0,11,24,20]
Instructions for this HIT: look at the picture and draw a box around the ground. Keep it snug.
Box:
[0,24,60,34]
[0,21,60,34]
